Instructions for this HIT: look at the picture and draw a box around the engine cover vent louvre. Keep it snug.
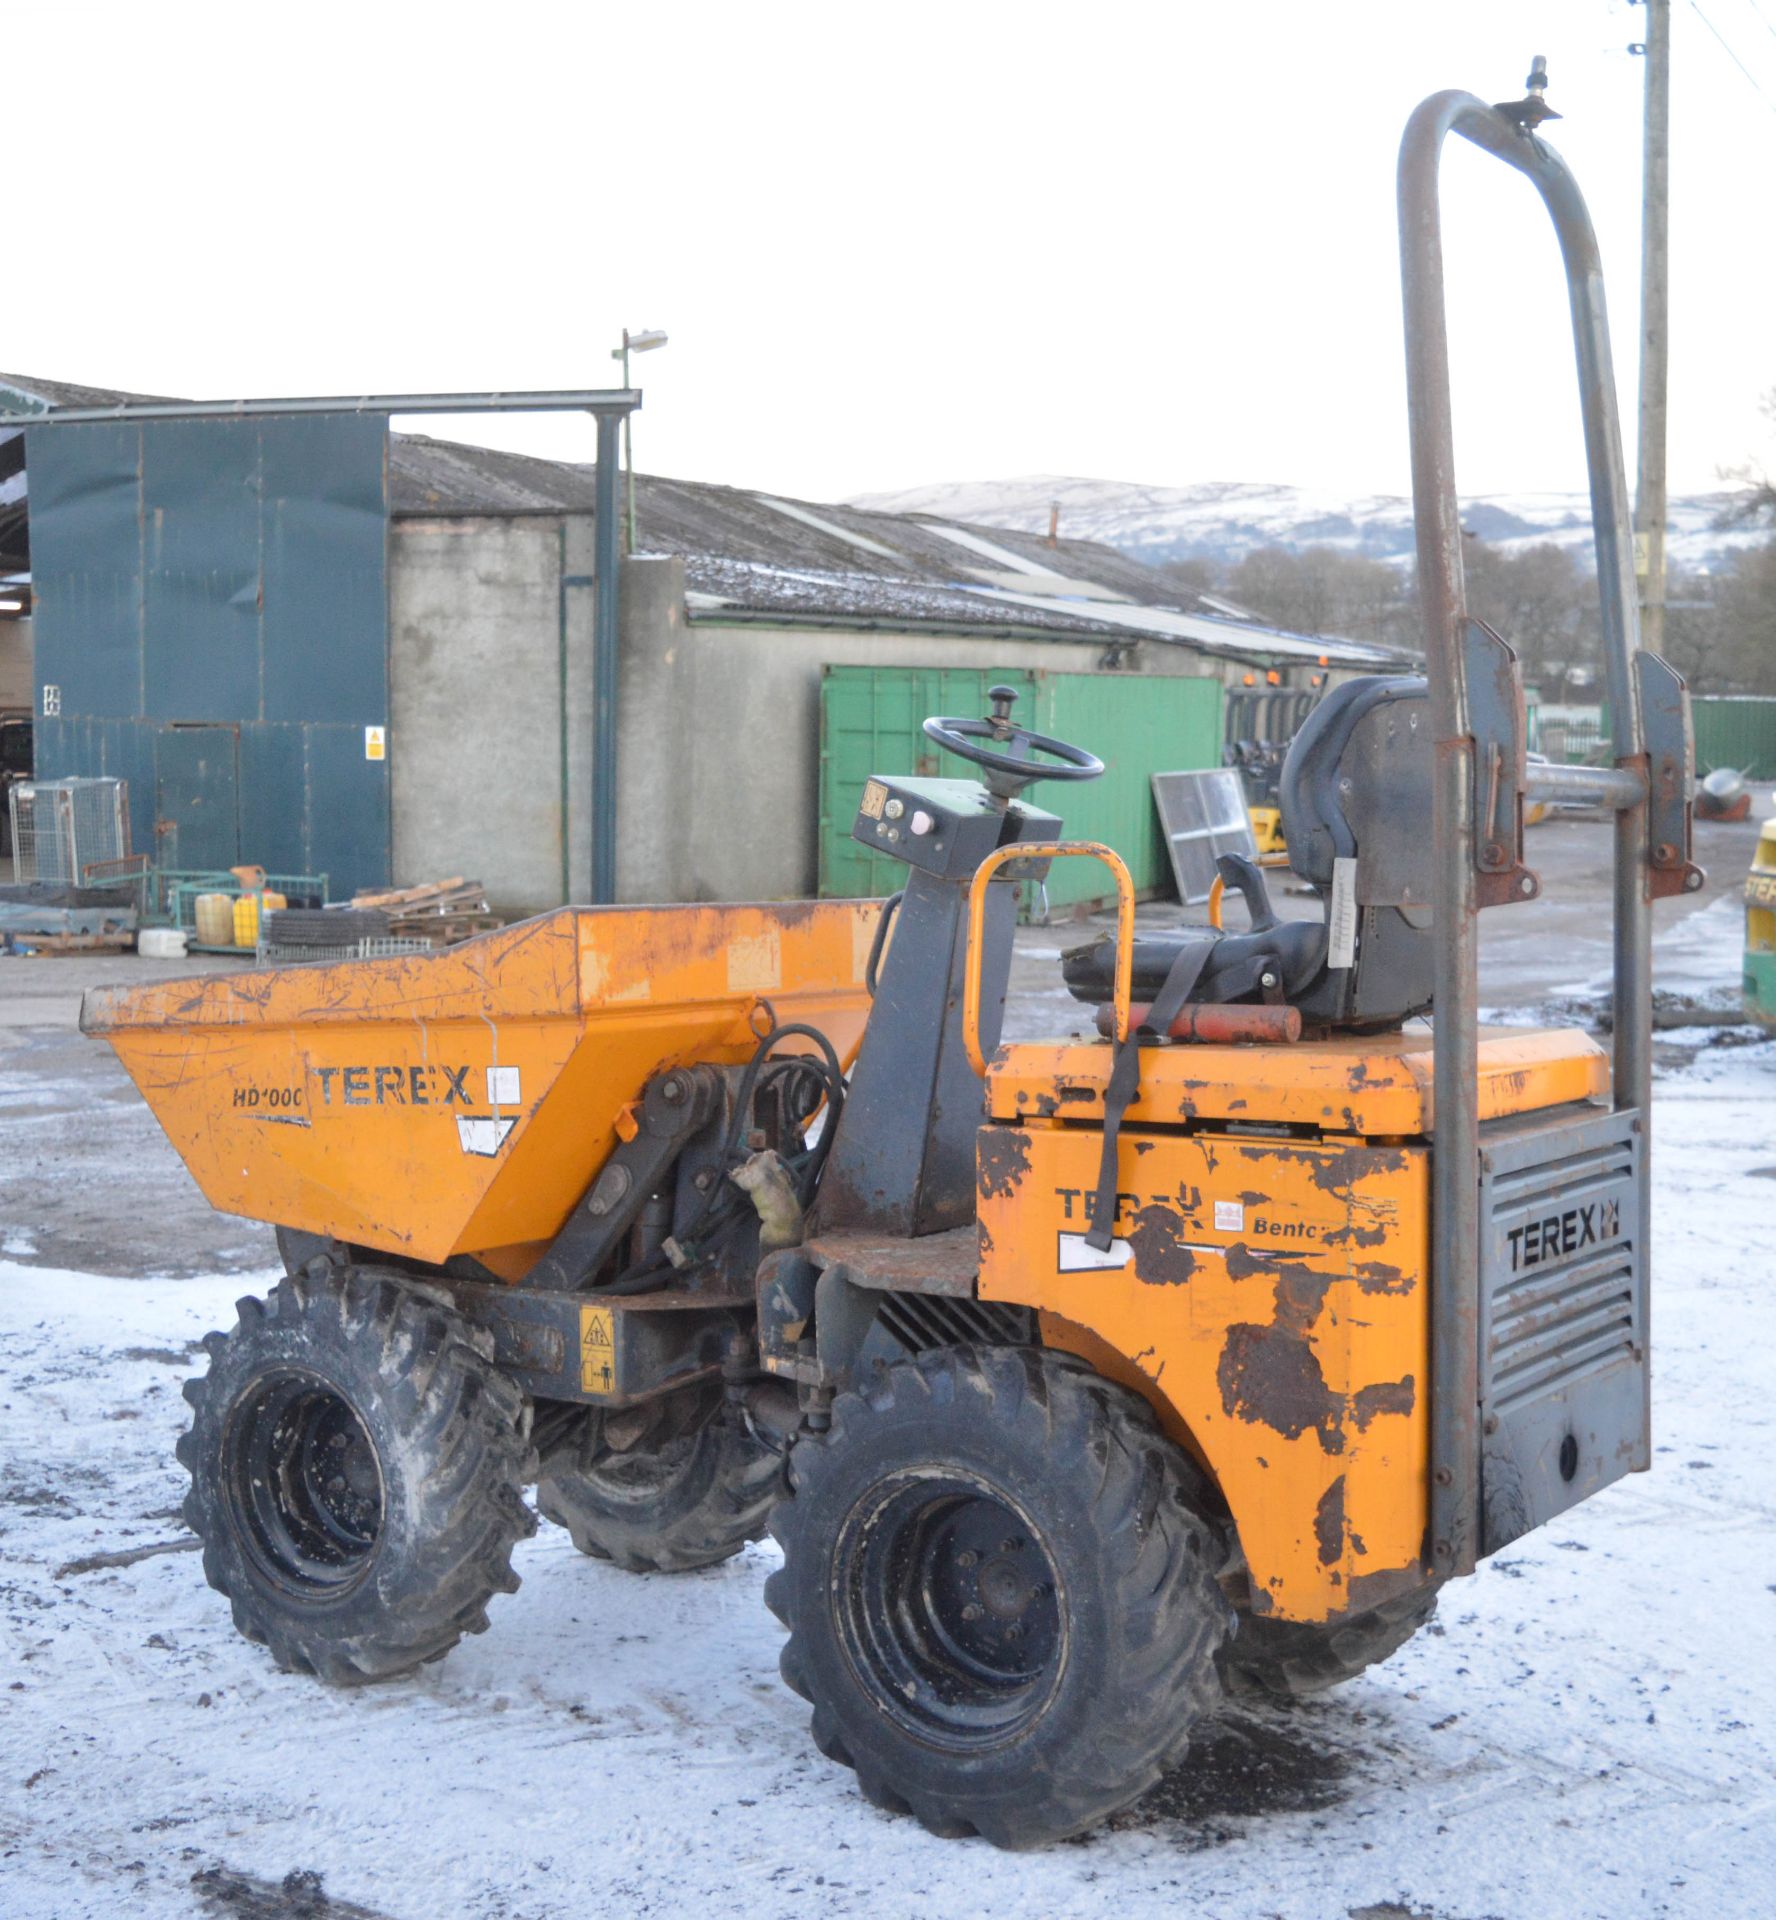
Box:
[874,1291,1034,1356]
[1477,1104,1645,1557]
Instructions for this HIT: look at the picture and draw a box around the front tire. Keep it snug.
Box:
[767,1346,1233,1848]
[177,1265,537,1685]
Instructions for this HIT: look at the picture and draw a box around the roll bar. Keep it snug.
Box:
[1399,79,1699,1576]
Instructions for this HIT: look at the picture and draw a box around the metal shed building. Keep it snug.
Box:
[5,375,1408,911]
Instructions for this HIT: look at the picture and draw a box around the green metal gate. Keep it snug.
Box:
[1692,696,1776,778]
[818,666,1224,909]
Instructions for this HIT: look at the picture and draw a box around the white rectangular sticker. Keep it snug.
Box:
[486,1066,521,1106]
[1058,1232,1133,1273]
[457,1116,516,1157]
[1327,855,1359,971]
[1214,1199,1245,1233]
[365,725,387,762]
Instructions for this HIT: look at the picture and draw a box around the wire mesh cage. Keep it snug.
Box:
[7,777,131,885]
[157,871,331,950]
[256,936,433,967]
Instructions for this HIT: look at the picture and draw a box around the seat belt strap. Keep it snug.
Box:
[1083,938,1214,1250]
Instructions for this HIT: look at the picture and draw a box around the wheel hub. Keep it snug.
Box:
[836,1471,1064,1750]
[226,1369,385,1595]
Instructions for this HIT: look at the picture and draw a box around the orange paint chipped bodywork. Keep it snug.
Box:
[83,903,877,1276]
[985,1026,1607,1136]
[980,1021,1606,1625]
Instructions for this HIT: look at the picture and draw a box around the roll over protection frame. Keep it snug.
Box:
[1398,80,1695,1576]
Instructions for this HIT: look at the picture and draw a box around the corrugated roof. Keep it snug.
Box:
[0,381,1408,668]
[0,371,182,411]
[390,434,1407,668]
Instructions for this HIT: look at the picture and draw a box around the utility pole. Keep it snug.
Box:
[1632,0,1671,652]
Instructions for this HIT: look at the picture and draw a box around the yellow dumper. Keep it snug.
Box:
[86,73,1701,1848]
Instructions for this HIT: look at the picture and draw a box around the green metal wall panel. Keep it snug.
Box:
[817,666,1223,910]
[1030,673,1223,909]
[26,414,391,894]
[1692,696,1776,779]
[819,666,1034,897]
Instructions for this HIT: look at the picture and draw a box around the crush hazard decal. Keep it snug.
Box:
[579,1304,616,1396]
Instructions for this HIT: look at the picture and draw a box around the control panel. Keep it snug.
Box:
[852,776,1060,882]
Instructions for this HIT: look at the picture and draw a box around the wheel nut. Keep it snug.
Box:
[961,1603,983,1622]
[957,1550,977,1568]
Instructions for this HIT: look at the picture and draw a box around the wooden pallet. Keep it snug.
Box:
[351,878,502,948]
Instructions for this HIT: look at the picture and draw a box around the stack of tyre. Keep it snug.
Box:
[260,906,391,954]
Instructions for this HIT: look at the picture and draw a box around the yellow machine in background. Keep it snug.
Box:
[1248,803,1287,855]
[1747,813,1776,1027]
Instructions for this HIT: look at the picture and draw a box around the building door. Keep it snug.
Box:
[155,724,241,871]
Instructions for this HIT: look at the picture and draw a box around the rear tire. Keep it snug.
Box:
[536,1390,785,1573]
[177,1265,537,1685]
[1217,1584,1440,1700]
[767,1345,1232,1848]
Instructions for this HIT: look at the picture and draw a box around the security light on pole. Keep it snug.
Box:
[611,328,669,555]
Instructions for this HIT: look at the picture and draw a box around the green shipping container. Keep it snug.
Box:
[818,666,1224,910]
[1691,696,1776,779]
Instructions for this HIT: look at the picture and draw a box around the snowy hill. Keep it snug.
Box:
[851,474,1767,573]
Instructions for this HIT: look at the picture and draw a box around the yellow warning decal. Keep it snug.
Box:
[579,1304,616,1397]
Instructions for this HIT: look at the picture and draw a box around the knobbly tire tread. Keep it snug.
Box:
[1216,1584,1441,1700]
[177,1264,537,1685]
[766,1344,1234,1849]
[536,1409,785,1573]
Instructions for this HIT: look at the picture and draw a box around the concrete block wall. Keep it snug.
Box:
[389,516,595,916]
[619,567,1112,903]
[0,617,31,712]
[386,517,1302,915]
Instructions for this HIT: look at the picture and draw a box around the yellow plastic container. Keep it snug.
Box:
[232,890,287,948]
[1746,817,1776,1028]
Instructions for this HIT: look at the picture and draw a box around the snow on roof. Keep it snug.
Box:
[389,435,1406,669]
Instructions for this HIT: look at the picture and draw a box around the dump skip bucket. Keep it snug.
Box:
[83,902,879,1278]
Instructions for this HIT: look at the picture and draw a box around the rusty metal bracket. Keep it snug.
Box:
[1464,619,1540,909]
[1636,651,1705,901]
[526,1065,723,1293]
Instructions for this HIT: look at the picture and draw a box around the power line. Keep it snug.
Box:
[1688,0,1776,116]
[1740,0,1776,46]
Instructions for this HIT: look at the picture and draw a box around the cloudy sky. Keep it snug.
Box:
[9,0,1775,504]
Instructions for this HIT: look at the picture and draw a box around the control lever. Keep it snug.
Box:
[1214,853,1279,932]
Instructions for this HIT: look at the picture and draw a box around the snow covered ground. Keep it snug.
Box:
[3,931,1774,1917]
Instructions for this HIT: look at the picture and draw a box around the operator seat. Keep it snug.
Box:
[1061,675,1436,1033]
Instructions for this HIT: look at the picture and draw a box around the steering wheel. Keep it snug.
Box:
[922,686,1105,800]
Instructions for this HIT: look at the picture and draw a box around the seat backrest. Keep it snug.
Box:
[1280,675,1433,906]
[1278,675,1435,1028]
[1062,675,1438,1032]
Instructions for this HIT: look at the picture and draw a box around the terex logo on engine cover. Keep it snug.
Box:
[1506,1198,1622,1273]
